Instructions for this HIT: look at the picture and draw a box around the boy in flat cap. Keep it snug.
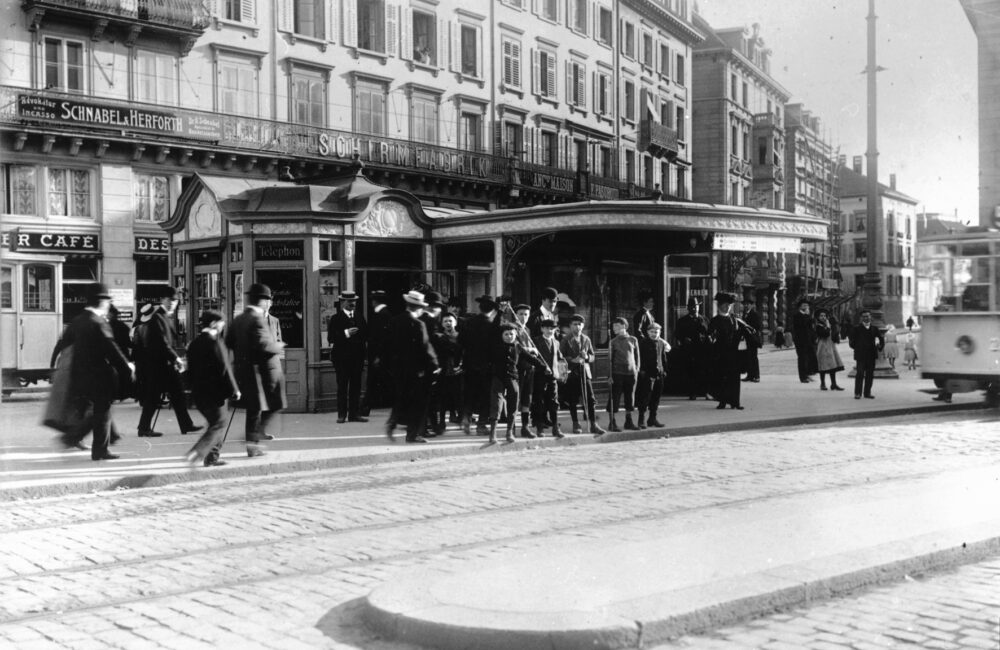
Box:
[487,322,549,444]
[529,287,560,339]
[531,318,565,438]
[637,322,670,428]
[607,316,640,432]
[560,314,606,435]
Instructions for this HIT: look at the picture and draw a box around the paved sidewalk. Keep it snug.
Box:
[0,345,983,500]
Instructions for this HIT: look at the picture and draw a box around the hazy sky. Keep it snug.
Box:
[698,0,978,221]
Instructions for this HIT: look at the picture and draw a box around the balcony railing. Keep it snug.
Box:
[22,0,210,39]
[753,112,783,130]
[3,85,675,203]
[638,119,679,159]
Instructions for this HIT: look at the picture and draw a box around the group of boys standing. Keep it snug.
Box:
[323,286,676,444]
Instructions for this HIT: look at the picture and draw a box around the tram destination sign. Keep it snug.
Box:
[17,94,222,140]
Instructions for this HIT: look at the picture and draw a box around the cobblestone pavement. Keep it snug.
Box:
[0,409,998,649]
[659,558,1000,649]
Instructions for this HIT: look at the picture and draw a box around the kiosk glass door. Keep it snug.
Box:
[665,254,712,345]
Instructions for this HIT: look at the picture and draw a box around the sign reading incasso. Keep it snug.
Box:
[17,94,222,140]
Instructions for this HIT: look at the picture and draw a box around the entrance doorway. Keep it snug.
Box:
[665,254,713,346]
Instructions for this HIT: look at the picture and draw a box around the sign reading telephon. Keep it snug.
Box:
[17,94,222,140]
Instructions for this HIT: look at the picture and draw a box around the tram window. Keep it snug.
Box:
[1,267,12,308]
[960,285,990,312]
[24,264,55,311]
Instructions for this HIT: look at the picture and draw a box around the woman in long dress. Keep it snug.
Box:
[883,324,900,369]
[814,308,844,391]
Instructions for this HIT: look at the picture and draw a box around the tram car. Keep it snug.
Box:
[916,228,1000,404]
[1,257,63,395]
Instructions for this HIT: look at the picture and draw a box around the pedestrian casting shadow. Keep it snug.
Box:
[316,597,417,649]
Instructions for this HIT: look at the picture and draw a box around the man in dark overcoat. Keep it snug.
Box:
[184,310,240,467]
[848,309,884,399]
[362,289,393,414]
[327,290,368,423]
[707,292,745,410]
[792,299,819,383]
[226,283,286,456]
[632,289,656,340]
[58,282,134,460]
[135,285,200,437]
[674,297,709,400]
[741,298,763,382]
[459,295,501,434]
[385,290,439,443]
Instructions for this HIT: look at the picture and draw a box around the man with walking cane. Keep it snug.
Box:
[184,310,240,466]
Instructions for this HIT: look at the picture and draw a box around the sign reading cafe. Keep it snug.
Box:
[1,230,100,252]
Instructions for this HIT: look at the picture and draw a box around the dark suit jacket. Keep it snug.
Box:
[367,306,392,363]
[226,307,286,412]
[134,306,181,403]
[327,309,368,367]
[743,308,763,346]
[849,324,884,363]
[632,308,655,339]
[532,334,564,381]
[186,331,239,406]
[386,312,438,378]
[60,309,131,404]
[460,312,501,372]
[639,336,669,377]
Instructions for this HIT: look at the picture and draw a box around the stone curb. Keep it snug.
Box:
[359,522,1000,650]
[0,400,983,502]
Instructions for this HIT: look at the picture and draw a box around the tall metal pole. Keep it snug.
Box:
[862,0,897,379]
[862,0,884,328]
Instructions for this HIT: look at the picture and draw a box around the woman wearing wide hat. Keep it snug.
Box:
[707,291,745,410]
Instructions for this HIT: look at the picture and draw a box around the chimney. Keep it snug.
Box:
[852,156,863,173]
[890,174,896,190]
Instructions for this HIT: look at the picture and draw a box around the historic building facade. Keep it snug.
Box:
[960,0,1000,228]
[782,103,841,309]
[1,0,832,405]
[690,15,791,334]
[838,165,919,327]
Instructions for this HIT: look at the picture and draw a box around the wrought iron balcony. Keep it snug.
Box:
[753,112,783,130]
[23,0,209,52]
[638,119,679,159]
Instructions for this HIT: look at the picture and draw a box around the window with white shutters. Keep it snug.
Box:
[597,6,612,46]
[136,50,178,105]
[293,0,324,38]
[659,43,670,79]
[533,48,557,99]
[570,0,587,34]
[43,37,85,93]
[291,68,326,126]
[642,31,653,68]
[410,92,439,144]
[218,54,259,117]
[502,38,522,89]
[460,24,480,77]
[223,0,256,23]
[621,21,635,59]
[409,10,437,65]
[623,79,635,122]
[539,0,557,21]
[355,79,387,135]
[567,61,586,108]
[594,71,612,117]
[357,0,386,52]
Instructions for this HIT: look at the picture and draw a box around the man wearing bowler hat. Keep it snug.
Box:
[674,296,710,400]
[327,290,368,423]
[227,283,286,456]
[459,294,501,434]
[135,284,201,437]
[56,282,134,460]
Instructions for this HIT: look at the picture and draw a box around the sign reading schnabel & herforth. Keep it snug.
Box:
[714,234,801,254]
[17,94,222,140]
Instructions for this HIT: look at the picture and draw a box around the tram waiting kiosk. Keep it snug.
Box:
[165,167,828,413]
[163,167,435,413]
